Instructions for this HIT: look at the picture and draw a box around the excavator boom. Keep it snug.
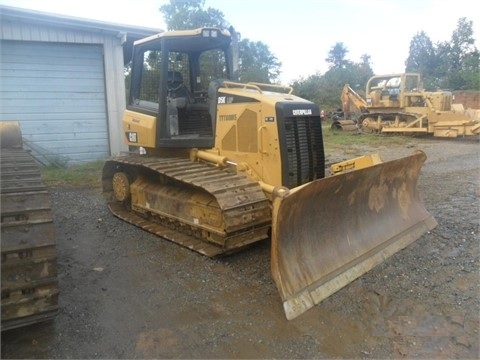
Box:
[332,84,369,130]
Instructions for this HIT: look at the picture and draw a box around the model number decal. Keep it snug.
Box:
[127,132,137,143]
[218,96,234,104]
[292,109,312,116]
[219,114,237,121]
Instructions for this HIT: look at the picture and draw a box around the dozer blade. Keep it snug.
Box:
[271,150,437,320]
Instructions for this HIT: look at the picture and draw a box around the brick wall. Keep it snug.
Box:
[453,91,480,109]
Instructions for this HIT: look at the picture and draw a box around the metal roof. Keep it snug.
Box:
[0,5,163,63]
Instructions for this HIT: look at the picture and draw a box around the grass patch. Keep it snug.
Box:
[41,160,105,188]
[322,123,413,151]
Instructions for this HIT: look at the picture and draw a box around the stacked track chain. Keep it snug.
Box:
[1,148,59,331]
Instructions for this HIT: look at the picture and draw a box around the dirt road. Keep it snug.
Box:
[2,136,479,359]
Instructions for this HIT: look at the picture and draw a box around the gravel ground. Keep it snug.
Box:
[2,135,479,359]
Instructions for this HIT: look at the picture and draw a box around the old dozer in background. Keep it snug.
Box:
[335,73,480,137]
[0,121,59,331]
[102,28,437,320]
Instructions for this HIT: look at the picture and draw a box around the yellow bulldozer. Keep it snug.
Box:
[334,73,480,137]
[102,28,437,320]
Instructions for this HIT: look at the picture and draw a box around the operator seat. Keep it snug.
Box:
[167,71,184,90]
[167,71,194,107]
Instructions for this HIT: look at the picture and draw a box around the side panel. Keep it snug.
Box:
[123,109,157,148]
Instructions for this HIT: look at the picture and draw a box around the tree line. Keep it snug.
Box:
[292,16,479,112]
[130,0,479,112]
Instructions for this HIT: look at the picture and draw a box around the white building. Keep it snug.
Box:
[0,5,161,164]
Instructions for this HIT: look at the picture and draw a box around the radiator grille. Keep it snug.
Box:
[282,116,325,188]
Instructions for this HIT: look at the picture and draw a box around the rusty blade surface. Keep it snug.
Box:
[271,150,437,320]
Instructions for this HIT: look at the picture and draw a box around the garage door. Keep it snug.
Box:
[0,40,109,164]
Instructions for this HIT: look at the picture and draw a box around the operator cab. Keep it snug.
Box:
[128,28,236,148]
[366,73,423,108]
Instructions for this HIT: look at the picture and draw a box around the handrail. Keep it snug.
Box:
[222,81,293,94]
[222,81,263,93]
[258,125,267,155]
[247,82,293,94]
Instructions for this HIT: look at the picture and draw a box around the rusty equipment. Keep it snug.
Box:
[1,121,59,331]
[336,73,480,137]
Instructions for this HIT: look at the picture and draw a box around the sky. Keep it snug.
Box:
[1,0,479,84]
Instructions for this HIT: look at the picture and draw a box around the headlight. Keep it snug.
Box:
[202,29,218,38]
